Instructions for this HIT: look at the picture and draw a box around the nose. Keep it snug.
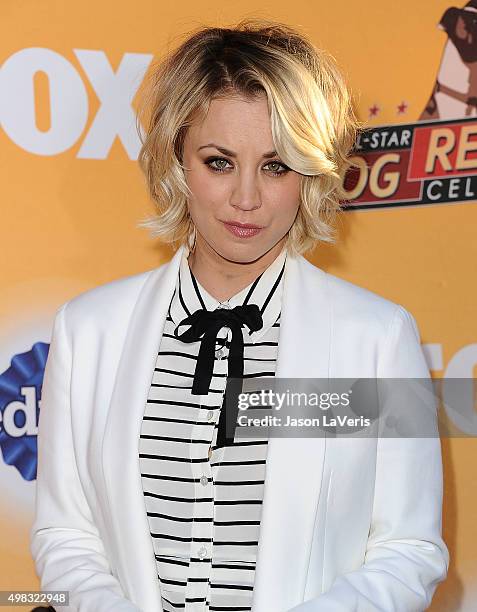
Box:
[229,172,262,212]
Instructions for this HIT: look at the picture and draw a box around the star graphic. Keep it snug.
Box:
[369,104,380,118]
[397,101,408,114]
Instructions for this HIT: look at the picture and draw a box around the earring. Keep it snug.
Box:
[187,223,197,254]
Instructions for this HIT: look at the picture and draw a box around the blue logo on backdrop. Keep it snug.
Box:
[0,343,49,481]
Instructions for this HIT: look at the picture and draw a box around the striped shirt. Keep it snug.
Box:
[139,244,288,612]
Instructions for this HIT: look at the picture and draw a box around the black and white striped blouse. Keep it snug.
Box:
[139,244,288,612]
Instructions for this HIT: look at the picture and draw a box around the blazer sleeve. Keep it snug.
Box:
[287,305,450,612]
[30,302,141,612]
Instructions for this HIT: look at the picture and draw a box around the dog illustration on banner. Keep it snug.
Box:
[421,0,477,120]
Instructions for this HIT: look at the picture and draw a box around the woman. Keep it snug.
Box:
[30,18,449,612]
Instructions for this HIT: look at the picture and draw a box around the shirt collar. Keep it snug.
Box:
[169,244,288,342]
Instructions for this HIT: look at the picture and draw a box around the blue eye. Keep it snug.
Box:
[204,156,289,177]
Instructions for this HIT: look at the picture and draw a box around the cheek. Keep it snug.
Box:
[186,166,228,209]
[271,182,301,217]
[186,167,210,203]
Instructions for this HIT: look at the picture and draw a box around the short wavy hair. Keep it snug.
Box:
[135,18,362,256]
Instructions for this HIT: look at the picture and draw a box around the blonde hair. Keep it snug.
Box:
[135,18,363,256]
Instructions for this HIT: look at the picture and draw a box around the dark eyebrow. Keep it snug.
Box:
[197,143,278,159]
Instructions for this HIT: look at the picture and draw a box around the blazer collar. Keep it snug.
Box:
[102,244,330,612]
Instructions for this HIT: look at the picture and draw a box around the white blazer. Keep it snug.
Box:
[30,244,449,612]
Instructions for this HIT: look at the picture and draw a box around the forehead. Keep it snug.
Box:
[186,94,273,145]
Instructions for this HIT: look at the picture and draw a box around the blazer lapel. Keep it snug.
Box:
[102,246,331,612]
[251,254,330,612]
[102,245,184,612]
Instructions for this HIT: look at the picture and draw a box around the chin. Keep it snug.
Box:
[225,246,271,265]
[209,240,265,264]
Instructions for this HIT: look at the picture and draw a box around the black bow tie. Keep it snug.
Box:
[174,304,264,448]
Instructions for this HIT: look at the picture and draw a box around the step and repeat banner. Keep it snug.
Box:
[1,1,476,610]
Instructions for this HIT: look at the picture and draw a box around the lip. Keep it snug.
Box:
[222,220,264,229]
[221,220,264,238]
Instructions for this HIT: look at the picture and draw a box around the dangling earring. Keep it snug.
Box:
[187,222,197,254]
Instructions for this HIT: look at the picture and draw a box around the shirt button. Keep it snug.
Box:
[198,546,207,559]
[200,475,208,486]
[207,410,214,421]
[215,347,226,359]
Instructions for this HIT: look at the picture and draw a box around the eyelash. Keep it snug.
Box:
[204,156,290,177]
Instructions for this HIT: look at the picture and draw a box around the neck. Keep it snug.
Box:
[187,235,286,302]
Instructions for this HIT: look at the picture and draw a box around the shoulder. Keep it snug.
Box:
[57,264,161,332]
[298,255,416,338]
[300,255,399,313]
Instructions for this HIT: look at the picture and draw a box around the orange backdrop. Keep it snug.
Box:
[1,1,476,609]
